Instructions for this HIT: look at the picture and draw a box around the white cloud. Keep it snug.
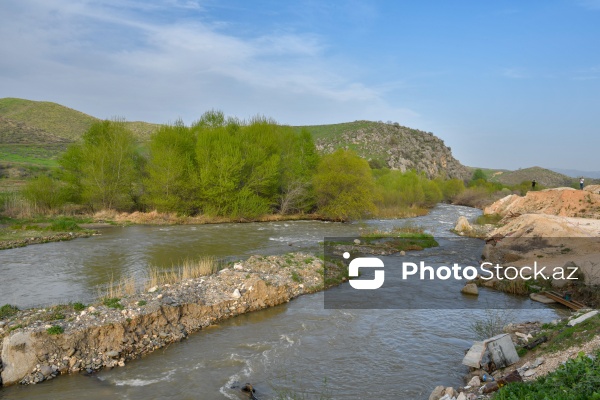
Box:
[0,0,418,125]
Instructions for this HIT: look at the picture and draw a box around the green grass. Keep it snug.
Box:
[103,297,124,310]
[291,271,303,283]
[494,350,600,400]
[475,213,503,226]
[46,325,64,335]
[0,304,19,319]
[0,145,64,167]
[72,302,86,311]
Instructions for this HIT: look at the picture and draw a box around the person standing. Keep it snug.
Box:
[531,180,536,190]
[580,177,585,190]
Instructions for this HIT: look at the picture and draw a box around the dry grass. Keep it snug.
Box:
[373,205,429,219]
[1,191,38,218]
[145,257,218,289]
[98,258,217,300]
[496,277,529,295]
[97,274,138,300]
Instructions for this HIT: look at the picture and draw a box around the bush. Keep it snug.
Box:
[313,149,377,220]
[21,175,68,212]
[48,218,81,231]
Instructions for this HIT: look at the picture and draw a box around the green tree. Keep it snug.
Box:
[313,149,376,220]
[143,121,197,213]
[59,120,141,211]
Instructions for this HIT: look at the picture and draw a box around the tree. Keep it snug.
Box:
[313,149,376,220]
[143,120,197,213]
[59,120,141,211]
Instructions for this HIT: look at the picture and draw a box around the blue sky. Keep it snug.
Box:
[1,0,599,171]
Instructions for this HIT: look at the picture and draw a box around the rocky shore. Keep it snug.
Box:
[0,252,329,388]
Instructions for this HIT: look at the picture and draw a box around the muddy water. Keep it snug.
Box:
[0,205,564,399]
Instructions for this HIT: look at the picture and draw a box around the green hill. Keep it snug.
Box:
[0,98,159,141]
[484,166,578,187]
[297,120,470,180]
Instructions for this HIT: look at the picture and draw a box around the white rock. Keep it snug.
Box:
[568,310,599,327]
[148,286,158,293]
[232,289,241,299]
[467,376,481,387]
[88,306,96,312]
[354,239,361,244]
[461,283,479,296]
[457,393,467,400]
[454,216,472,233]
[234,264,244,270]
[156,294,163,299]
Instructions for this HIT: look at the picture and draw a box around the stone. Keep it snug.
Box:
[428,385,446,400]
[568,310,599,327]
[444,387,457,398]
[454,216,472,233]
[467,376,481,387]
[529,292,556,304]
[39,365,53,377]
[531,357,545,368]
[232,289,241,299]
[105,351,119,358]
[461,283,479,296]
[234,263,244,270]
[456,394,467,400]
[1,331,39,386]
[523,369,536,377]
[148,286,158,293]
[354,239,361,245]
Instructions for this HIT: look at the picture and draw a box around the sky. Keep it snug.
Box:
[1,0,599,171]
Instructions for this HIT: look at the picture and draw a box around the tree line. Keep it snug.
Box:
[20,111,467,221]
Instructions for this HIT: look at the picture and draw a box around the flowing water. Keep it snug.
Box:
[0,205,565,399]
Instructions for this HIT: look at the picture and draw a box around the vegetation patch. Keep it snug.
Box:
[102,297,124,310]
[46,325,64,335]
[494,350,600,399]
[0,304,19,319]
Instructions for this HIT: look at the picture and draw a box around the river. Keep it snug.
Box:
[0,205,564,399]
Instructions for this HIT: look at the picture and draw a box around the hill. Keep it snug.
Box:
[0,98,159,141]
[297,120,470,180]
[485,166,579,187]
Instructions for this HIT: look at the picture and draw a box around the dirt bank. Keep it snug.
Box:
[484,187,600,219]
[0,253,333,388]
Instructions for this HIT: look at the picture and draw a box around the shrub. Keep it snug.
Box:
[21,175,68,212]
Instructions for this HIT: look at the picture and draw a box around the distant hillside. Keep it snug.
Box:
[0,98,159,141]
[549,168,600,179]
[487,166,578,187]
[298,121,470,180]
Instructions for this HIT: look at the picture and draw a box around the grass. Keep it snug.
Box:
[102,297,124,310]
[72,302,86,311]
[0,304,19,319]
[46,325,64,335]
[146,257,218,289]
[476,213,503,226]
[291,271,303,283]
[493,350,600,400]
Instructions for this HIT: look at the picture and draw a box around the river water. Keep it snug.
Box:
[0,205,564,399]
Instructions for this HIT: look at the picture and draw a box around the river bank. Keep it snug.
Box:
[0,252,339,388]
[0,206,430,251]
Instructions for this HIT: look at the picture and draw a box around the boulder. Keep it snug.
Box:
[461,283,479,296]
[454,216,472,233]
[1,331,38,386]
